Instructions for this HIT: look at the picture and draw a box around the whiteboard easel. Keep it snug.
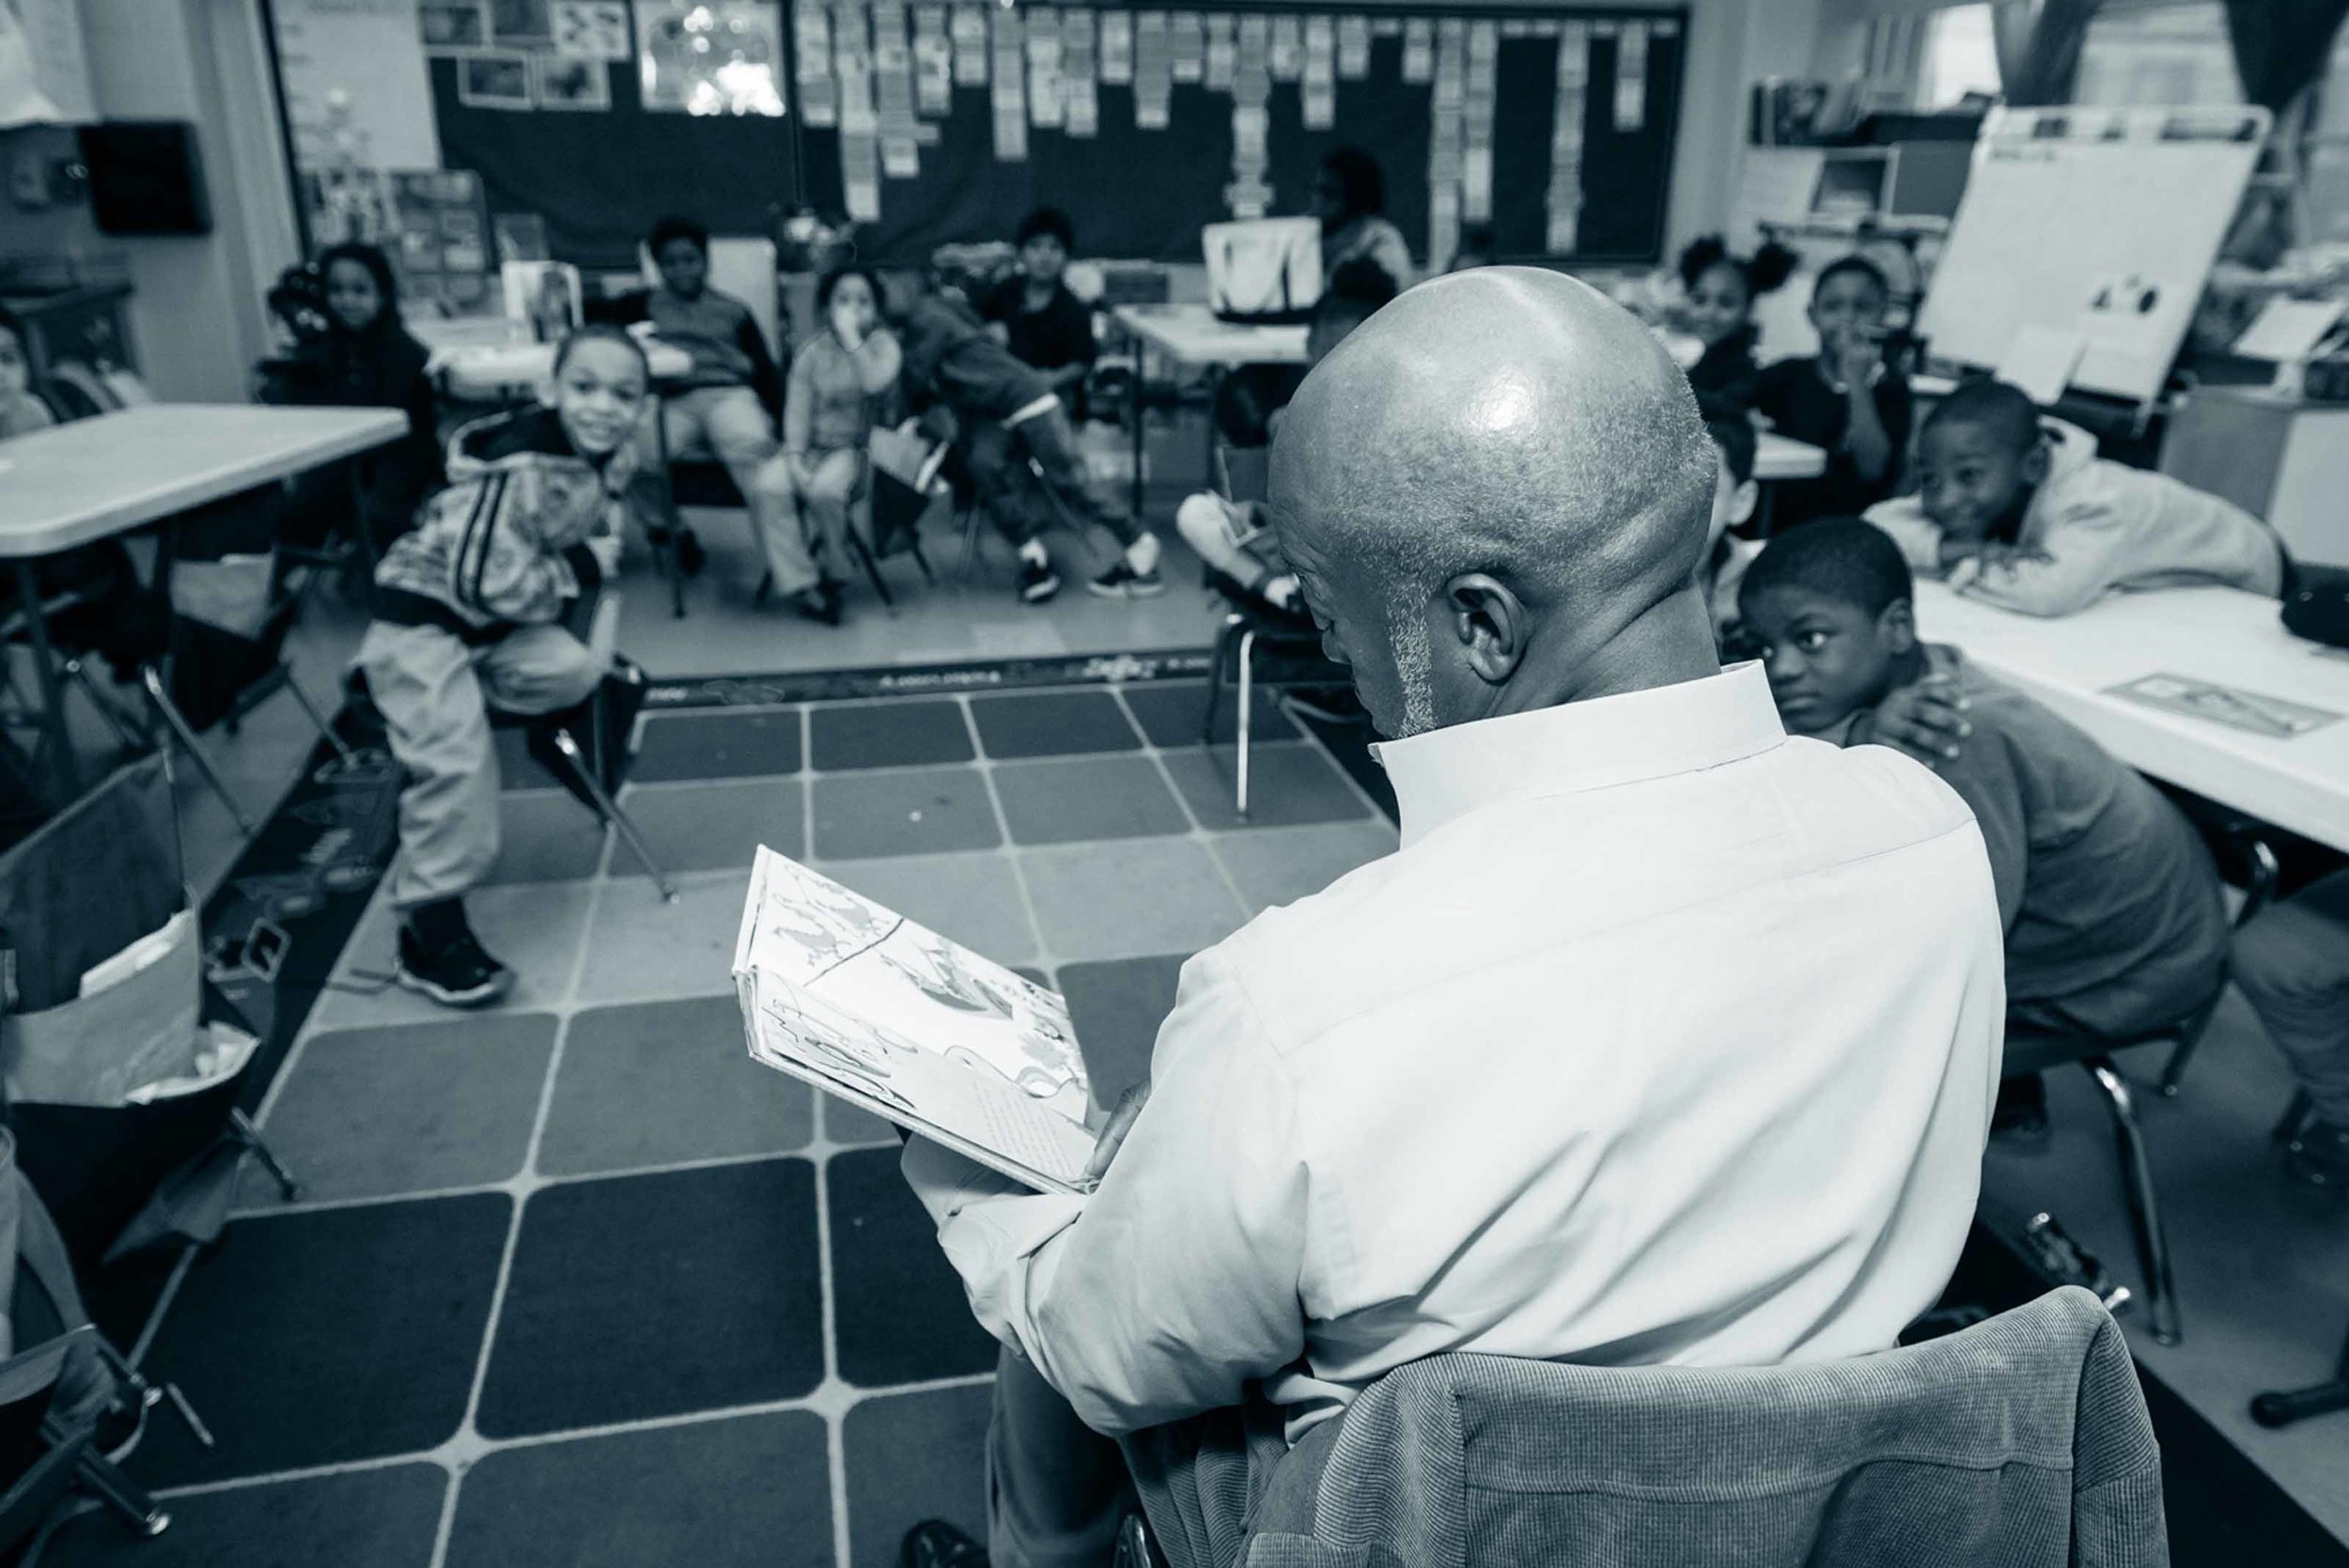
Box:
[1916,106,2269,407]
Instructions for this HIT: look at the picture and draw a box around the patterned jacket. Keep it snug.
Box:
[372,408,635,643]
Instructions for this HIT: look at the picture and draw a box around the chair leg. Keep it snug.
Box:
[63,658,147,751]
[1237,629,1257,819]
[956,505,987,584]
[61,1439,169,1537]
[2275,1088,2317,1144]
[229,1108,301,1202]
[548,728,678,903]
[282,672,361,770]
[1202,618,1238,750]
[2086,1057,2181,1345]
[2156,993,2225,1098]
[141,668,255,836]
[908,533,936,585]
[2251,1316,2349,1428]
[846,522,897,613]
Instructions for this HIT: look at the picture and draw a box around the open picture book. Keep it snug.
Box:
[732,846,1100,1194]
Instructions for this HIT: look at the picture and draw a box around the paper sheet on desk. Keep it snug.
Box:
[2106,674,2342,738]
[734,846,1097,1193]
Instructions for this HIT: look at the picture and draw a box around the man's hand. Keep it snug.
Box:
[1085,1079,1150,1183]
[1850,673,1970,769]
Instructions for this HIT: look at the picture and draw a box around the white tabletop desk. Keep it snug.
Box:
[1111,303,1830,511]
[0,403,406,559]
[1915,581,2349,852]
[0,403,405,801]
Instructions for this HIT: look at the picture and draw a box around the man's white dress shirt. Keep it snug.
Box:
[905,663,2005,1440]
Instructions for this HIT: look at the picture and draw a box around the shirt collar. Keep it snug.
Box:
[1370,662,1787,848]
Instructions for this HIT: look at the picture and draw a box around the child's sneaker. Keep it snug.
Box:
[1019,557,1063,604]
[1087,560,1166,598]
[396,921,513,1009]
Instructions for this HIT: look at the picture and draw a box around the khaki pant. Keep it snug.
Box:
[358,618,611,908]
[646,385,821,596]
[775,446,863,585]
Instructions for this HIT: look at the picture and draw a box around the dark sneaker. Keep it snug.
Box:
[396,923,513,1008]
[1088,561,1167,598]
[1019,557,1063,604]
[793,586,843,626]
[2285,1116,2349,1188]
[901,1520,988,1568]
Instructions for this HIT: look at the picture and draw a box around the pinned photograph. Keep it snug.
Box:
[489,0,554,46]
[419,1,488,49]
[534,53,612,111]
[551,0,630,60]
[457,52,535,110]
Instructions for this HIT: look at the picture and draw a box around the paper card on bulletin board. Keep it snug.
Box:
[3,0,96,124]
[276,0,443,169]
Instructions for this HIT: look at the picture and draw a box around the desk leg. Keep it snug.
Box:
[13,559,79,803]
[1129,353,1147,525]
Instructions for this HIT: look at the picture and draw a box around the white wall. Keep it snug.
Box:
[76,0,298,402]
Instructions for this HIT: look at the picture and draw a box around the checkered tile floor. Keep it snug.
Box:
[51,682,1395,1568]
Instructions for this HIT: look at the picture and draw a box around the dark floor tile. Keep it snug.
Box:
[132,1194,510,1485]
[969,691,1142,758]
[845,1384,997,1568]
[828,1147,1001,1388]
[1159,744,1371,831]
[253,1014,555,1203]
[612,777,804,874]
[446,1412,831,1568]
[809,699,974,770]
[477,1159,824,1437]
[1058,956,1188,1106]
[809,768,1001,860]
[45,1462,448,1568]
[632,708,802,782]
[539,996,813,1177]
[1120,681,1298,749]
[1292,709,1398,822]
[481,791,608,887]
[992,755,1191,845]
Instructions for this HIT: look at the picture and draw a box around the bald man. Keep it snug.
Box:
[901,271,2003,1568]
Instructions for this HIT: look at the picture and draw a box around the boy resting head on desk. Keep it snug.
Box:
[1865,377,2286,617]
[357,326,646,1009]
[1741,519,2232,1138]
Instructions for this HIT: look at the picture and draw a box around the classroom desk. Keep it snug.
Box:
[1112,303,1828,513]
[1914,581,2349,853]
[0,403,406,800]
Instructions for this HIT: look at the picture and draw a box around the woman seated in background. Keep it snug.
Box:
[773,264,902,625]
[1315,146,1414,296]
[263,242,444,562]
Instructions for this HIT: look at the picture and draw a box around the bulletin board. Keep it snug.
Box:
[1917,105,2270,406]
[301,1,1685,272]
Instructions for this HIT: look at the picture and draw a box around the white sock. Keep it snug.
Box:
[1125,533,1161,574]
[1264,574,1300,609]
[1019,538,1050,567]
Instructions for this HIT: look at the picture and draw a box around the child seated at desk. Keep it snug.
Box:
[2232,871,2349,1186]
[1173,261,1395,619]
[356,326,645,1008]
[599,216,794,598]
[1751,255,1911,530]
[1739,520,2231,1136]
[1864,378,2286,617]
[0,305,54,439]
[893,274,1160,605]
[978,206,1097,420]
[1677,234,1796,418]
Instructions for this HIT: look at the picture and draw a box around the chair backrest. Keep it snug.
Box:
[640,237,781,357]
[1128,1287,2165,1568]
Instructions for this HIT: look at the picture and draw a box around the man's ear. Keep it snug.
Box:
[1729,479,1760,528]
[1445,573,1527,686]
[1880,598,1919,655]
